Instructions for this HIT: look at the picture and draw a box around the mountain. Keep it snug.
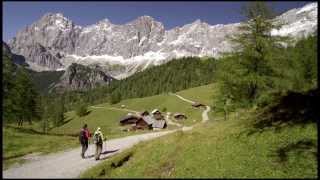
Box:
[7,2,318,79]
[3,42,28,66]
[51,63,115,92]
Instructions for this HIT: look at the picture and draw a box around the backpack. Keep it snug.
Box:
[93,133,102,144]
[79,129,86,143]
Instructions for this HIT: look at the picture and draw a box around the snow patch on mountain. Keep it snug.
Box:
[7,2,318,80]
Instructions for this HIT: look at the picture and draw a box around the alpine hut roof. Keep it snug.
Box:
[192,102,205,107]
[152,120,167,129]
[119,115,141,125]
[142,115,155,125]
[140,111,150,116]
[151,109,161,114]
[174,113,187,119]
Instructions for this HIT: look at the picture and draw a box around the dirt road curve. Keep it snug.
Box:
[3,130,177,178]
[170,93,211,123]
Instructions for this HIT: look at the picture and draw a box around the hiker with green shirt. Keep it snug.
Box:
[93,127,105,160]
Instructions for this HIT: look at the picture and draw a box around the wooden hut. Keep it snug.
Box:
[119,115,140,126]
[192,102,205,108]
[152,120,167,130]
[173,113,187,120]
[134,118,150,130]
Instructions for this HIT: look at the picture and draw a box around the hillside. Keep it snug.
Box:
[42,56,216,109]
[50,84,215,137]
[3,84,214,169]
[82,114,317,178]
[81,85,318,178]
[3,2,317,178]
[27,70,64,93]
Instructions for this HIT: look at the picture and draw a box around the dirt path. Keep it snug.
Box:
[169,93,195,104]
[170,93,211,123]
[202,106,211,123]
[165,112,183,127]
[3,129,186,178]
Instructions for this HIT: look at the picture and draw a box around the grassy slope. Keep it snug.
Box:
[81,84,317,178]
[3,127,79,169]
[51,84,214,138]
[3,84,210,169]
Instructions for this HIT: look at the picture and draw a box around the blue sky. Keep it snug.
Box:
[3,1,313,42]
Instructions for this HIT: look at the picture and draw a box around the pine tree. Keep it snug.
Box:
[3,55,18,123]
[14,67,39,126]
[218,2,289,105]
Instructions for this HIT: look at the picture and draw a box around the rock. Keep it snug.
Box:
[51,63,114,92]
[6,3,318,79]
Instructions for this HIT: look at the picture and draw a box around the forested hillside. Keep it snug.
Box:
[2,54,41,126]
[28,70,64,93]
[108,57,217,103]
[42,57,217,110]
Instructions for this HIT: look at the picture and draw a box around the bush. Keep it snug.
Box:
[76,103,88,117]
[161,107,167,112]
[110,92,121,104]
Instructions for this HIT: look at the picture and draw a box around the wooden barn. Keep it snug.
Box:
[119,115,141,126]
[152,120,167,130]
[120,110,167,131]
[134,118,150,130]
[173,113,187,120]
[192,102,206,108]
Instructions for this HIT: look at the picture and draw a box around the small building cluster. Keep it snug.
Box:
[119,109,167,131]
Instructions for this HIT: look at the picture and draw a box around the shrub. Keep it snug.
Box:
[76,103,88,117]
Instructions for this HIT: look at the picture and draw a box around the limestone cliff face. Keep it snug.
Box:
[7,3,318,79]
[52,63,114,92]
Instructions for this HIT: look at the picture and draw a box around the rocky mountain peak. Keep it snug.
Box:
[52,63,114,91]
[97,18,111,24]
[134,15,155,22]
[7,2,318,79]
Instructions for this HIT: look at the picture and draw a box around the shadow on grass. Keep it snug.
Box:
[85,149,120,161]
[247,89,319,135]
[84,110,92,116]
[59,117,74,126]
[270,139,317,163]
[101,149,119,155]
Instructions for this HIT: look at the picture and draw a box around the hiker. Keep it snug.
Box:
[79,124,91,159]
[93,127,105,160]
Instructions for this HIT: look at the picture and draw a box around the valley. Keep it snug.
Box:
[2,1,318,179]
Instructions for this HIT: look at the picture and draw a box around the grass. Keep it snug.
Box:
[176,83,217,106]
[80,83,317,178]
[81,108,317,178]
[3,127,79,169]
[3,84,214,170]
[51,84,216,138]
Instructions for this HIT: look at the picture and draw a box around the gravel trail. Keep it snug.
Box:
[3,130,176,178]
